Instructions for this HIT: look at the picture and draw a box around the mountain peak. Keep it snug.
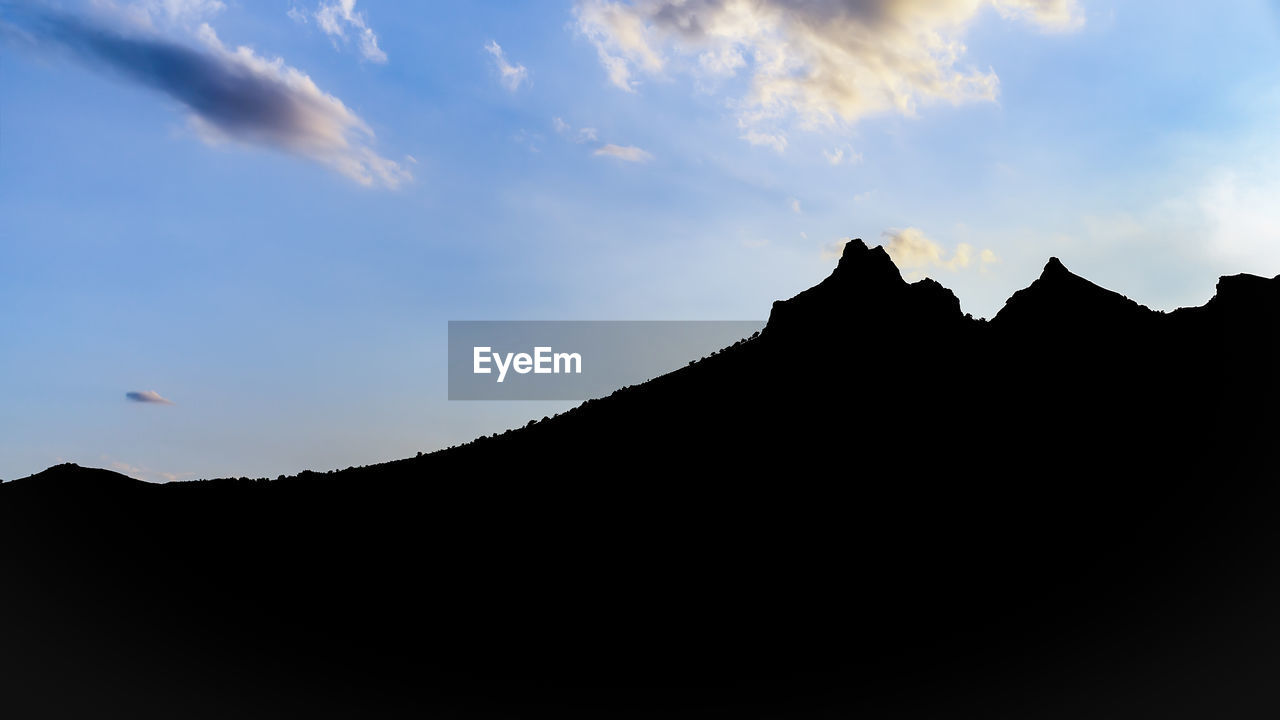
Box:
[838,236,870,260]
[762,237,962,337]
[994,256,1149,327]
[1042,256,1069,278]
[832,238,899,283]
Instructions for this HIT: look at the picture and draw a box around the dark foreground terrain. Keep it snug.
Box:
[3,240,1279,718]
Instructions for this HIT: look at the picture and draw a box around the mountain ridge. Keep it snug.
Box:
[3,241,1280,719]
[7,239,1277,487]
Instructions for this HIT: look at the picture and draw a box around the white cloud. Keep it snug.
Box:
[574,0,664,92]
[138,0,225,25]
[789,197,801,214]
[741,130,787,153]
[880,227,999,277]
[553,117,599,143]
[823,146,862,166]
[313,0,387,63]
[990,0,1084,31]
[574,0,1083,148]
[594,144,654,162]
[484,40,529,91]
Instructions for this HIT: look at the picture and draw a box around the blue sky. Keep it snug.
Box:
[3,0,1280,481]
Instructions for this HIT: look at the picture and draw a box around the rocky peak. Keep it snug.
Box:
[762,238,964,338]
[993,256,1150,328]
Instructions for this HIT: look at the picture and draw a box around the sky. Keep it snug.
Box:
[3,0,1280,482]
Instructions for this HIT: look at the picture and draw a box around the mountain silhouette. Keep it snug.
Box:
[994,255,1149,327]
[3,240,1279,719]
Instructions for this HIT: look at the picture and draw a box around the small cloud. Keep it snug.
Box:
[126,390,174,404]
[789,197,802,214]
[991,0,1086,31]
[741,130,787,154]
[111,460,145,476]
[879,227,999,279]
[313,0,387,63]
[593,144,653,163]
[823,146,863,166]
[107,458,193,483]
[553,117,599,143]
[484,40,528,91]
[979,248,1000,272]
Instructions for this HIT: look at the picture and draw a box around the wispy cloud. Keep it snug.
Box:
[126,390,174,404]
[555,117,646,161]
[574,0,1083,149]
[553,117,598,143]
[312,0,386,63]
[573,0,661,92]
[741,130,787,154]
[823,146,862,166]
[511,128,544,153]
[593,144,653,163]
[107,458,193,483]
[8,9,410,188]
[484,40,528,91]
[126,0,227,28]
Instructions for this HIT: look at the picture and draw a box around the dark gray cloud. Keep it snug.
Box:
[4,6,409,187]
[126,390,174,404]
